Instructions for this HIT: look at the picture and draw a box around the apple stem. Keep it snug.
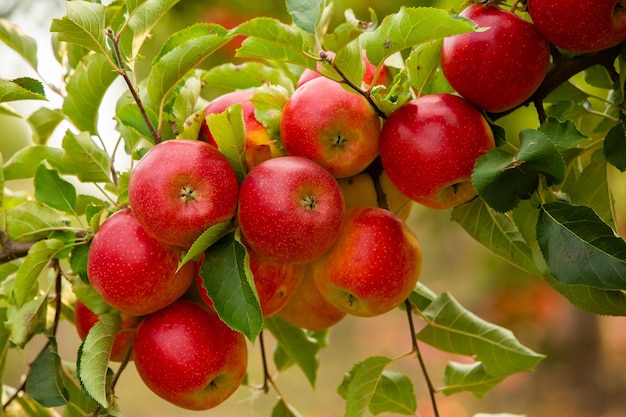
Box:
[364,157,391,211]
[259,330,272,394]
[404,298,441,417]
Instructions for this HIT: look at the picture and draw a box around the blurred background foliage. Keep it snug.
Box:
[1,0,626,416]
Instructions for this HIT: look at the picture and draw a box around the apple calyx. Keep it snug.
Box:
[179,185,198,202]
[300,195,318,210]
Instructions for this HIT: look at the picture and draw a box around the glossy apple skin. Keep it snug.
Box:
[199,89,284,169]
[441,4,550,113]
[74,300,140,362]
[238,156,345,264]
[277,263,347,331]
[313,207,422,317]
[527,0,626,53]
[133,300,247,410]
[128,139,239,249]
[280,77,381,179]
[196,246,304,318]
[87,209,196,316]
[379,94,495,210]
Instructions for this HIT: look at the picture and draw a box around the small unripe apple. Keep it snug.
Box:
[441,3,550,113]
[133,300,248,410]
[280,76,381,179]
[277,264,347,331]
[527,0,626,53]
[313,207,422,317]
[74,300,140,362]
[379,94,495,210]
[87,209,196,316]
[237,156,345,264]
[128,139,239,249]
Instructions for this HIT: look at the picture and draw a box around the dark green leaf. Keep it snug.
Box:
[265,316,323,388]
[34,164,77,213]
[0,77,46,102]
[50,1,108,54]
[25,338,69,407]
[416,292,545,377]
[199,233,262,341]
[178,220,233,269]
[537,202,626,290]
[604,122,626,172]
[539,117,589,149]
[473,129,566,212]
[62,53,117,135]
[408,282,436,312]
[0,18,38,70]
[286,0,323,34]
[62,131,111,183]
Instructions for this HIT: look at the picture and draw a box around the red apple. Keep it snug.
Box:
[199,89,285,169]
[277,264,347,331]
[128,139,239,249]
[237,156,345,264]
[196,245,304,318]
[280,76,381,179]
[87,209,196,316]
[313,207,422,317]
[527,0,626,53]
[297,50,391,89]
[133,300,247,410]
[440,3,550,113]
[379,93,495,209]
[74,300,140,362]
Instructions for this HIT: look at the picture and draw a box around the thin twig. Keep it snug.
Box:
[259,330,271,394]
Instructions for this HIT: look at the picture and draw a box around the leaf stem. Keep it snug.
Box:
[404,299,440,417]
[105,28,161,144]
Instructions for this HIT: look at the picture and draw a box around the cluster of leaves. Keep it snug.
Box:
[0,0,624,416]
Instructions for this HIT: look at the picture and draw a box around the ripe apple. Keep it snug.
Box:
[378,93,495,210]
[74,300,140,362]
[313,207,422,317]
[128,139,239,249]
[337,170,413,220]
[196,245,304,318]
[87,209,196,316]
[440,3,550,113]
[133,300,247,410]
[199,89,285,169]
[277,263,347,331]
[280,76,381,179]
[527,0,626,53]
[297,50,391,89]
[237,156,345,264]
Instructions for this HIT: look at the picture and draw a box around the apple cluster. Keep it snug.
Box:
[75,0,626,412]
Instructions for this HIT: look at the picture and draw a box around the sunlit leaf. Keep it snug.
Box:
[0,18,38,70]
[61,130,111,183]
[34,164,77,214]
[406,39,452,96]
[5,200,68,242]
[0,77,46,102]
[441,362,504,398]
[202,62,295,93]
[206,103,247,181]
[27,107,65,145]
[341,356,393,417]
[50,1,108,54]
[178,220,233,269]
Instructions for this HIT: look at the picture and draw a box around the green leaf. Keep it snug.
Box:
[265,316,323,388]
[0,18,38,70]
[172,75,202,133]
[202,62,295,93]
[25,338,69,407]
[408,282,437,311]
[34,164,77,214]
[2,145,66,180]
[367,372,417,415]
[0,77,46,102]
[406,39,452,96]
[538,117,589,149]
[207,103,247,181]
[441,362,504,398]
[340,356,393,417]
[361,7,476,66]
[416,292,545,377]
[604,121,626,172]
[286,0,323,34]
[178,220,233,270]
[77,313,120,408]
[7,293,48,347]
[322,17,366,53]
[59,362,100,416]
[147,23,230,109]
[452,198,540,276]
[50,1,108,54]
[199,233,262,341]
[271,398,305,417]
[62,53,117,135]
[472,129,566,212]
[0,308,10,390]
[250,84,289,145]
[62,130,111,183]
[332,40,366,87]
[27,108,65,144]
[234,18,317,69]
[11,239,65,308]
[537,202,626,290]
[5,201,68,242]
